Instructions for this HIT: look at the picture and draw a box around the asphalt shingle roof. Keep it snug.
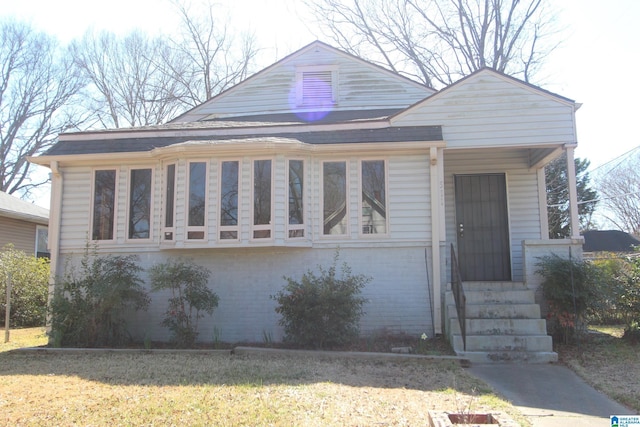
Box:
[44,126,443,156]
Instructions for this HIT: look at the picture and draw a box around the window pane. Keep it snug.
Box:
[361,160,386,234]
[288,160,304,225]
[129,169,152,239]
[323,161,347,235]
[36,227,49,258]
[220,161,239,226]
[188,162,206,227]
[92,170,116,240]
[165,164,175,228]
[254,160,271,226]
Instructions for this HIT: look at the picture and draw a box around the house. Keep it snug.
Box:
[0,191,49,258]
[582,230,640,256]
[30,41,584,361]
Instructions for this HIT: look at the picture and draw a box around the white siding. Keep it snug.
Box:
[180,44,432,121]
[392,71,576,149]
[444,149,544,281]
[59,167,92,250]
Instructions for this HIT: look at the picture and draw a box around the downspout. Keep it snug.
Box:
[430,147,442,334]
[48,161,63,313]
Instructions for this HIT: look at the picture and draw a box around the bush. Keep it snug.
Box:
[272,253,370,349]
[149,258,218,348]
[591,254,640,340]
[536,253,603,344]
[0,245,50,327]
[50,246,150,347]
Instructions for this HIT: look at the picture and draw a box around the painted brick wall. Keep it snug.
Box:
[63,245,435,344]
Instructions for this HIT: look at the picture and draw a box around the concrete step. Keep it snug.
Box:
[449,318,548,336]
[445,289,535,305]
[447,281,527,292]
[451,334,553,353]
[456,350,558,364]
[448,303,541,319]
[444,281,555,364]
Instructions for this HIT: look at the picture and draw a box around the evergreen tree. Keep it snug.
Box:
[546,153,598,238]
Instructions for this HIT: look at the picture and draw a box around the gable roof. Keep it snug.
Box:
[0,191,49,225]
[391,67,576,123]
[171,40,435,123]
[582,230,640,253]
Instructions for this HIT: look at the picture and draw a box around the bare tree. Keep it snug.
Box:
[71,30,188,128]
[0,19,86,196]
[71,1,259,128]
[169,0,259,106]
[303,0,559,87]
[593,148,640,235]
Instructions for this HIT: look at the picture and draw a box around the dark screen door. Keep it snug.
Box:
[454,174,511,281]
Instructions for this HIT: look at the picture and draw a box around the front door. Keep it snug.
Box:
[454,174,511,281]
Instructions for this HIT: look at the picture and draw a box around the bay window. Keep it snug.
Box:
[253,159,272,239]
[322,161,348,235]
[92,169,116,241]
[187,161,207,240]
[128,168,152,239]
[288,160,304,238]
[361,160,387,234]
[220,160,239,240]
[163,163,176,241]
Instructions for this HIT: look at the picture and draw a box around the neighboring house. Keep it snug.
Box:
[582,230,640,257]
[0,191,50,258]
[30,41,583,360]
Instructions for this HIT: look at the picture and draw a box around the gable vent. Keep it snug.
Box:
[302,71,334,104]
[296,66,338,107]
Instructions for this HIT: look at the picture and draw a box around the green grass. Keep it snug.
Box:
[0,328,526,426]
[558,325,640,412]
[0,326,47,351]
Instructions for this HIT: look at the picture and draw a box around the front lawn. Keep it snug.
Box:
[0,328,526,426]
[558,325,640,412]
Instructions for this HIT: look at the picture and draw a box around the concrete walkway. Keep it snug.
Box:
[468,364,636,427]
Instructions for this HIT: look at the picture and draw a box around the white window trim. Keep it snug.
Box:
[218,159,241,242]
[320,159,350,237]
[90,168,118,243]
[358,159,390,237]
[125,166,155,242]
[186,160,208,241]
[286,158,306,240]
[162,162,177,242]
[251,158,274,241]
[295,65,339,107]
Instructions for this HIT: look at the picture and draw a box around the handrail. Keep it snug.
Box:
[450,244,466,351]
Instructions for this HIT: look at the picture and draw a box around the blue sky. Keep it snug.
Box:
[3,0,640,205]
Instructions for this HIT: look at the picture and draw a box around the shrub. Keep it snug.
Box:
[272,253,370,349]
[536,253,603,343]
[50,246,150,347]
[614,256,640,336]
[149,259,218,348]
[591,254,640,340]
[0,245,50,327]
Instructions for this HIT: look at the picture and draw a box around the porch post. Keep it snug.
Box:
[430,147,442,334]
[565,145,581,239]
